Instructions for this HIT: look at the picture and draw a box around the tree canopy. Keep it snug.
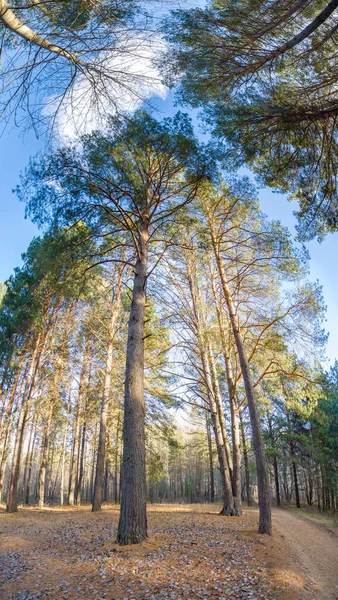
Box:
[163,0,338,240]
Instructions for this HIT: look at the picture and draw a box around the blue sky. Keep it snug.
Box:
[1,91,338,365]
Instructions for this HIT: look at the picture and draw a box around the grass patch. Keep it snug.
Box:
[286,505,338,530]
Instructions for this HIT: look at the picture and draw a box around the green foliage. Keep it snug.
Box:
[0,224,95,361]
[19,111,211,240]
[163,1,338,240]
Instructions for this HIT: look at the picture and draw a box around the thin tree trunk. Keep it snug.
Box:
[0,366,26,502]
[104,458,110,502]
[93,265,124,511]
[292,459,300,508]
[117,222,148,545]
[185,253,235,514]
[210,268,242,513]
[6,332,43,513]
[239,408,252,506]
[209,222,271,534]
[267,413,280,506]
[201,352,235,515]
[206,416,215,502]
[25,423,38,506]
[207,342,233,477]
[76,421,86,505]
[22,418,36,505]
[38,397,55,508]
[68,337,90,506]
[316,465,322,512]
[60,398,70,506]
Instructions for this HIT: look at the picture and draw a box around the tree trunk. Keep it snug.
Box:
[38,398,55,508]
[201,352,235,515]
[114,410,121,504]
[207,342,233,477]
[267,413,280,506]
[210,268,242,514]
[92,265,124,512]
[0,366,26,503]
[76,421,86,505]
[239,409,252,506]
[104,458,110,502]
[273,455,281,506]
[292,460,300,508]
[22,417,37,505]
[25,423,37,506]
[206,416,215,502]
[68,337,89,506]
[209,223,271,534]
[6,332,44,513]
[185,253,235,515]
[117,222,148,545]
[60,399,70,506]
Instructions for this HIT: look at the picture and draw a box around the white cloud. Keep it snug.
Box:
[45,31,168,141]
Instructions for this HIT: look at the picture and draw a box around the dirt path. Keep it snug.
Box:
[272,508,338,599]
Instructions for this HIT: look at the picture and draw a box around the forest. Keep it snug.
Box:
[0,2,338,600]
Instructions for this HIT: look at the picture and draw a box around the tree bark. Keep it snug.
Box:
[25,422,37,506]
[209,219,271,534]
[0,0,82,63]
[185,252,235,514]
[201,351,235,515]
[6,332,44,513]
[207,342,233,477]
[38,396,55,508]
[239,406,252,506]
[22,417,36,505]
[60,398,70,506]
[0,365,25,503]
[68,337,90,506]
[75,421,86,505]
[267,413,280,506]
[92,265,124,511]
[206,416,215,502]
[210,274,243,515]
[117,221,148,545]
[292,459,301,508]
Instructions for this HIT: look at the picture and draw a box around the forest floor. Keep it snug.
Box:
[0,503,337,600]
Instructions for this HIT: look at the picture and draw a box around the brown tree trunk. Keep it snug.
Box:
[38,397,55,508]
[6,332,44,513]
[25,423,37,506]
[68,337,90,506]
[117,222,148,544]
[207,343,233,478]
[239,408,252,506]
[209,222,271,534]
[267,414,281,507]
[292,459,301,508]
[185,253,235,514]
[201,352,235,515]
[114,412,121,504]
[76,421,86,505]
[206,416,215,502]
[104,458,110,502]
[92,265,124,512]
[60,398,70,506]
[0,365,25,503]
[22,417,37,505]
[210,268,242,514]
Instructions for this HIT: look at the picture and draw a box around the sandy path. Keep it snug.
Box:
[273,508,338,599]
